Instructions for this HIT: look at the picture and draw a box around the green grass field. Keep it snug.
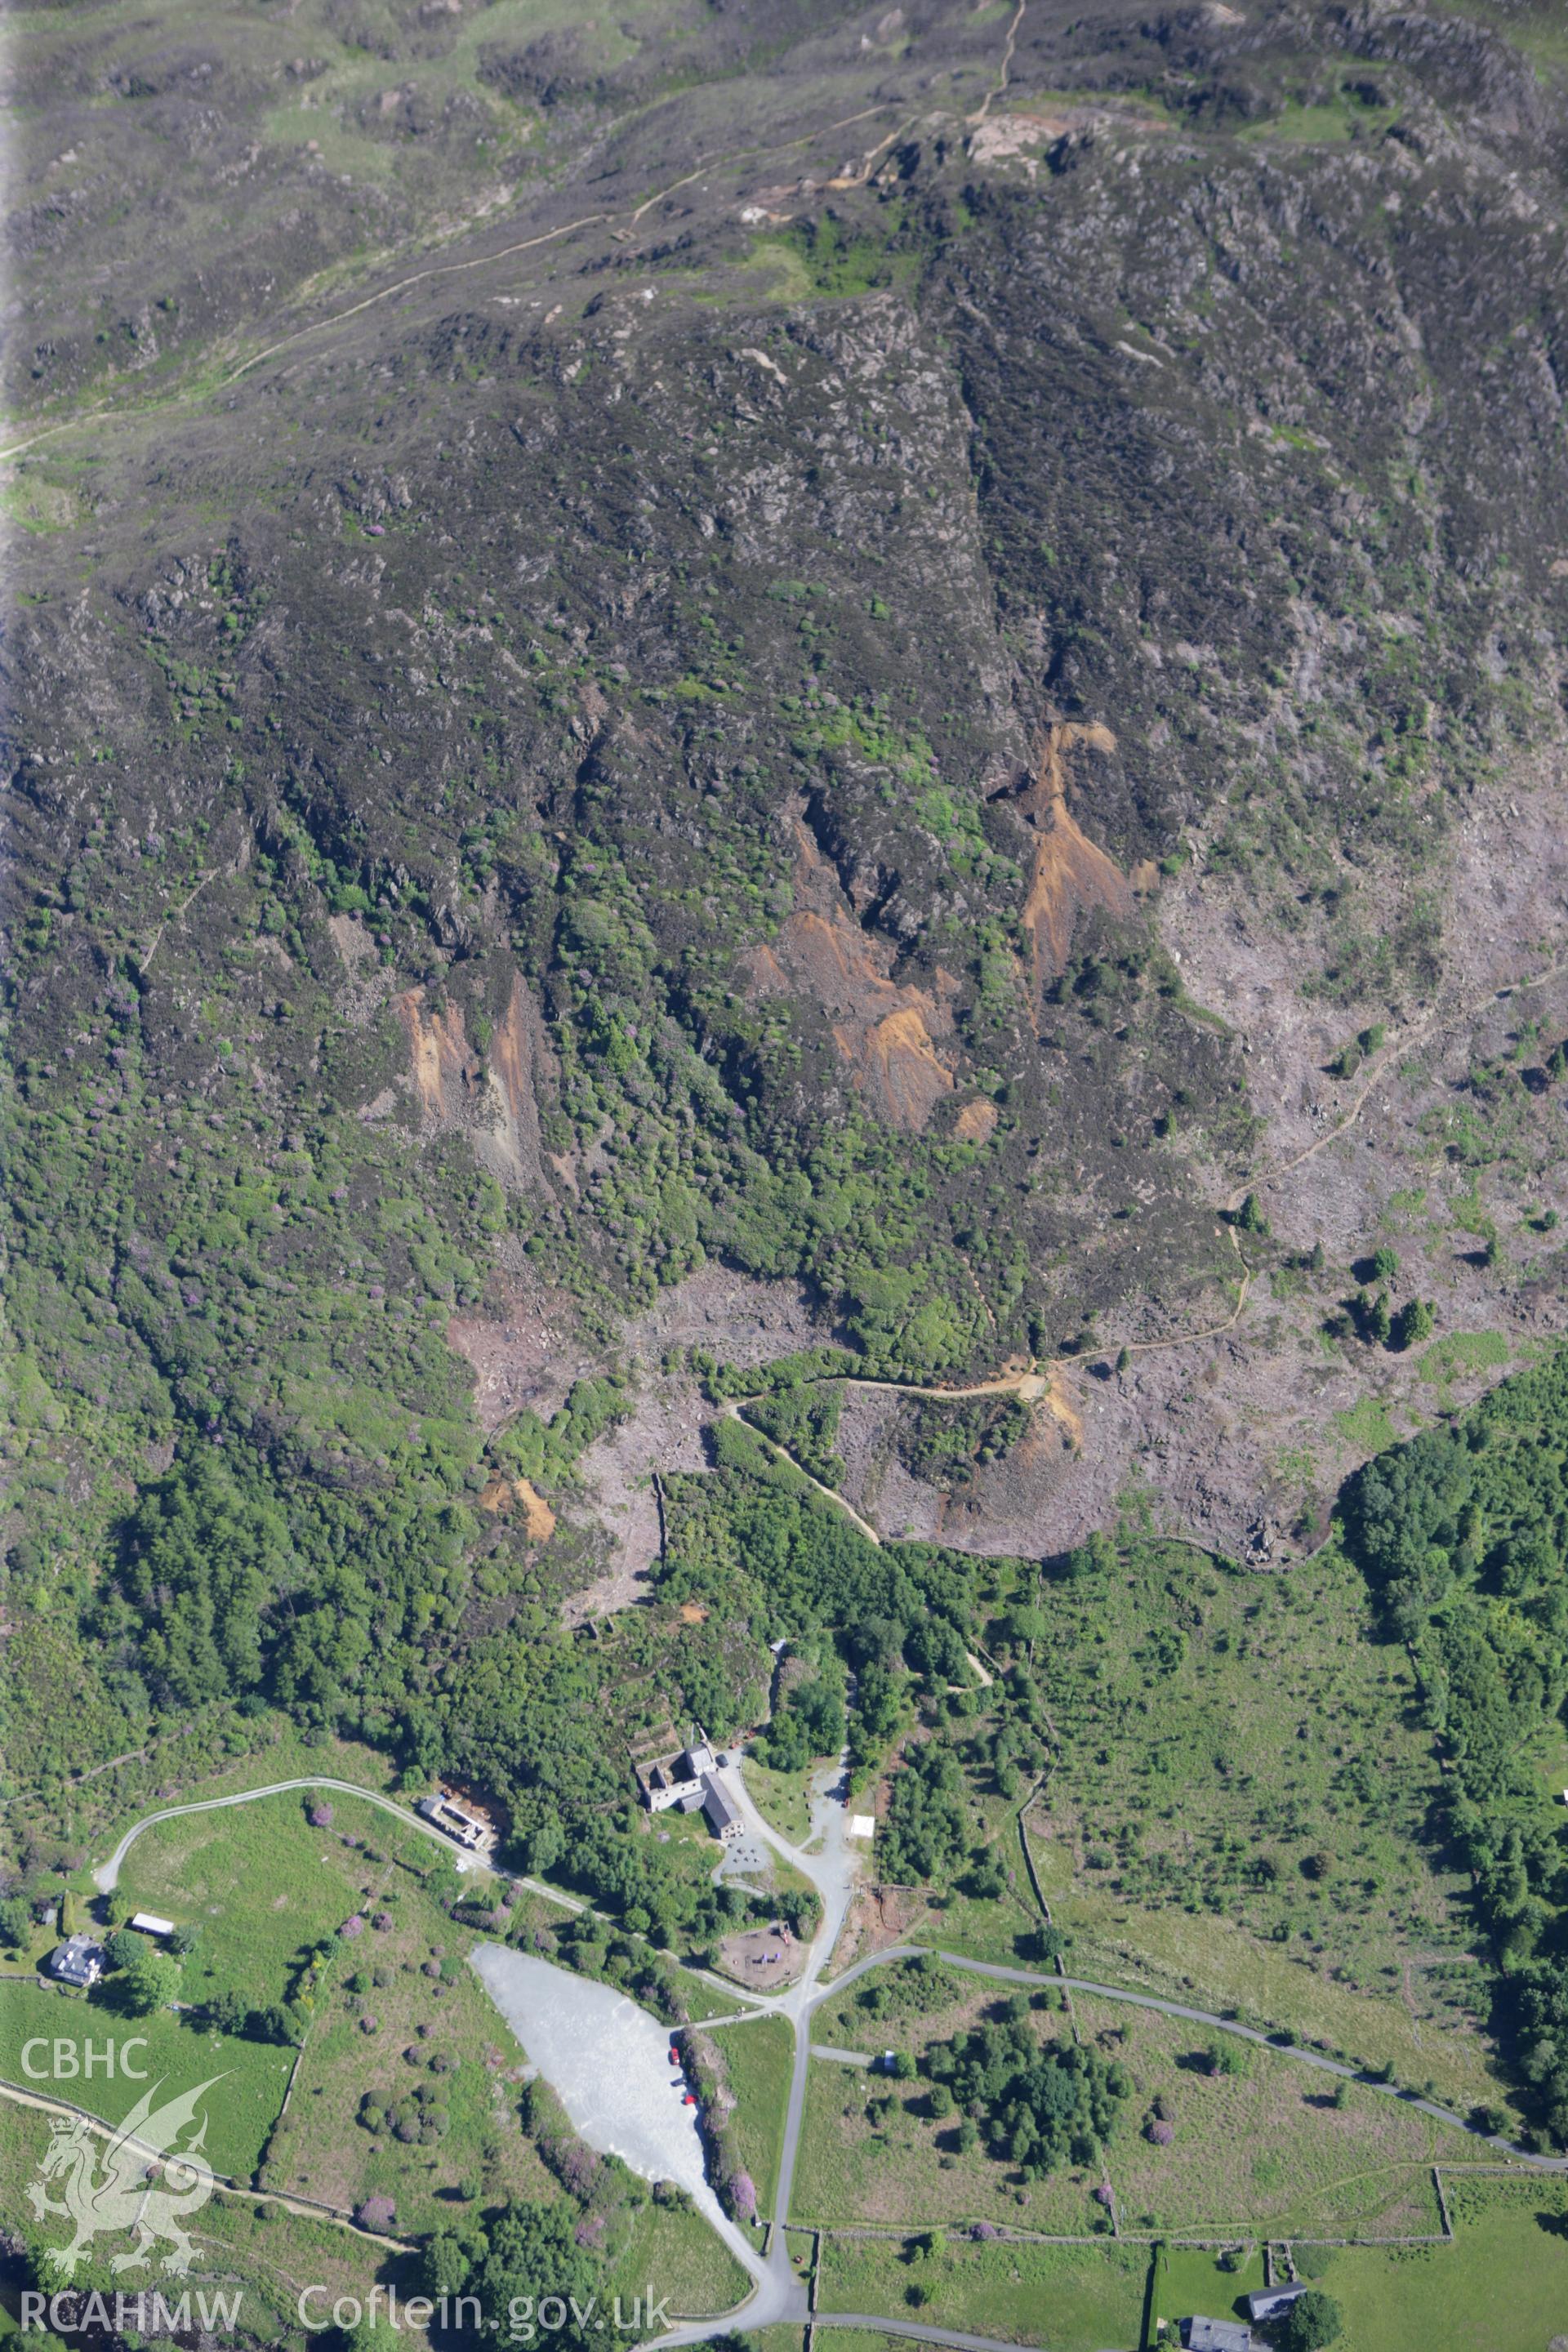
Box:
[51,1722,401,1884]
[810,1953,1018,2065]
[808,2336,902,2352]
[679,1971,757,2023]
[1417,1330,1512,1385]
[0,1978,293,2181]
[1321,2170,1568,2351]
[1241,96,1395,143]
[117,1785,439,2013]
[1075,1994,1446,2240]
[1013,1539,1476,2029]
[105,1786,765,2268]
[607,2194,750,2321]
[0,2093,413,2352]
[275,1929,564,2234]
[795,1968,1458,2247]
[892,1885,1044,1971]
[710,2013,793,2217]
[114,1785,560,2226]
[1038,1875,1501,2113]
[985,1531,1505,2115]
[1147,2245,1267,2341]
[818,2233,1147,2350]
[742,1759,817,1846]
[1334,1396,1399,1454]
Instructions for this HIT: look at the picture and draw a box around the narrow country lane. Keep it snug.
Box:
[646,1748,868,2338]
[90,1773,561,1895]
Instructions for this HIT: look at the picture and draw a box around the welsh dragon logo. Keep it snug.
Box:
[28,2078,222,2277]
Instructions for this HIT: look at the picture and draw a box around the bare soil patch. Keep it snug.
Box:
[479,761,1568,1594]
[390,966,550,1192]
[627,1262,838,1364]
[564,1266,845,1620]
[716,1922,807,1990]
[394,983,475,1122]
[1002,723,1134,1008]
[953,1098,998,1142]
[447,1267,590,1432]
[479,1474,556,1542]
[829,1884,931,1983]
[822,769,1568,1566]
[748,808,960,1130]
[567,1369,708,1624]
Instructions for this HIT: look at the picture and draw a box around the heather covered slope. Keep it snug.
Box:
[6,0,1568,1814]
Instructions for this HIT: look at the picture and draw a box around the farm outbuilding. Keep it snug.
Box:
[700,1775,742,1842]
[1246,2283,1307,2324]
[1180,2319,1251,2352]
[415,1793,488,1851]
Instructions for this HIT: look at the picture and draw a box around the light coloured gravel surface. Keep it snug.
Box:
[469,1942,764,2287]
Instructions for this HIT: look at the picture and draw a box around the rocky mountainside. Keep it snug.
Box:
[6,0,1568,1784]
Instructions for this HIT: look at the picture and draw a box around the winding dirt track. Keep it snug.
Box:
[719,1400,886,1544]
[1245,951,1568,1200]
[713,945,1568,1543]
[968,0,1029,127]
[1,0,1036,471]
[0,96,917,466]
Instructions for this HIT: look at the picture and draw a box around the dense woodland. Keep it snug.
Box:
[1343,1347,1568,2139]
[920,2012,1131,2181]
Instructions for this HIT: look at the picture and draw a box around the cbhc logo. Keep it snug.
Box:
[21,2041,149,2082]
